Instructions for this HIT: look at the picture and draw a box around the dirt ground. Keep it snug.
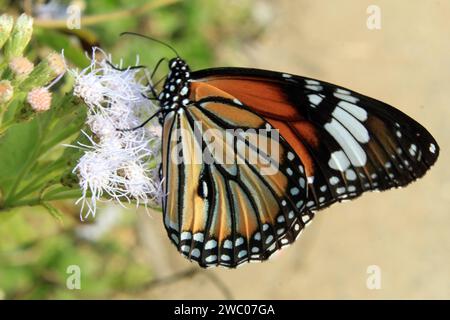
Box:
[136,0,450,299]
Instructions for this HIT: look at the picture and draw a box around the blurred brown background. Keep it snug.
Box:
[138,0,450,299]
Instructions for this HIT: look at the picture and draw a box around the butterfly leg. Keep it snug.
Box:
[105,60,147,71]
[117,109,163,131]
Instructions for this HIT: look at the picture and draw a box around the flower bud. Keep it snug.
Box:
[4,14,33,59]
[20,52,66,91]
[0,80,14,104]
[47,52,66,76]
[0,14,14,50]
[9,56,34,78]
[27,87,52,112]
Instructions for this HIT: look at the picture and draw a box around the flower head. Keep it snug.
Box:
[0,80,13,103]
[27,87,52,112]
[71,48,161,220]
[46,52,66,76]
[9,56,34,77]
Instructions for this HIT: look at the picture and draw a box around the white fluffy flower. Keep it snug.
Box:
[71,48,161,220]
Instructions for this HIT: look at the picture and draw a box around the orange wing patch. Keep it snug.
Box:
[190,81,265,128]
[193,77,318,178]
[195,78,302,120]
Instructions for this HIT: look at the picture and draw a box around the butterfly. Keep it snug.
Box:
[137,38,439,268]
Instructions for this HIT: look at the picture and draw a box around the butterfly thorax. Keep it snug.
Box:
[158,58,191,120]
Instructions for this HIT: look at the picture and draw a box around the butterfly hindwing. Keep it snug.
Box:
[161,82,313,268]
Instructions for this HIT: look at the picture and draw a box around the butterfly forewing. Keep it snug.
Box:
[191,68,439,211]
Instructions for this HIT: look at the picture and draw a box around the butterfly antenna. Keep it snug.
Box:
[120,32,179,57]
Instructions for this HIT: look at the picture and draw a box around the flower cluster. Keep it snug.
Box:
[0,14,66,127]
[71,48,162,219]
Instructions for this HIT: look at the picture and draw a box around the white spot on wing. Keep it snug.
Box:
[180,232,192,241]
[191,248,200,258]
[329,176,339,185]
[308,94,323,106]
[324,119,367,167]
[205,239,217,250]
[429,143,436,154]
[345,169,357,181]
[193,233,204,242]
[238,250,247,258]
[336,88,351,95]
[233,98,243,105]
[221,254,231,261]
[180,86,188,95]
[265,235,274,244]
[334,92,359,104]
[332,107,369,143]
[305,79,320,85]
[328,150,351,171]
[337,101,367,121]
[409,144,417,157]
[223,240,233,249]
[305,85,323,91]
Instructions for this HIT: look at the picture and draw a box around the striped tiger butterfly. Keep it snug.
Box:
[131,34,439,268]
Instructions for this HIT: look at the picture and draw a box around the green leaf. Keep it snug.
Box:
[0,91,87,209]
[0,116,42,204]
[41,202,64,225]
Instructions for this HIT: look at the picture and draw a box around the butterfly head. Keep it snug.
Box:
[158,58,191,116]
